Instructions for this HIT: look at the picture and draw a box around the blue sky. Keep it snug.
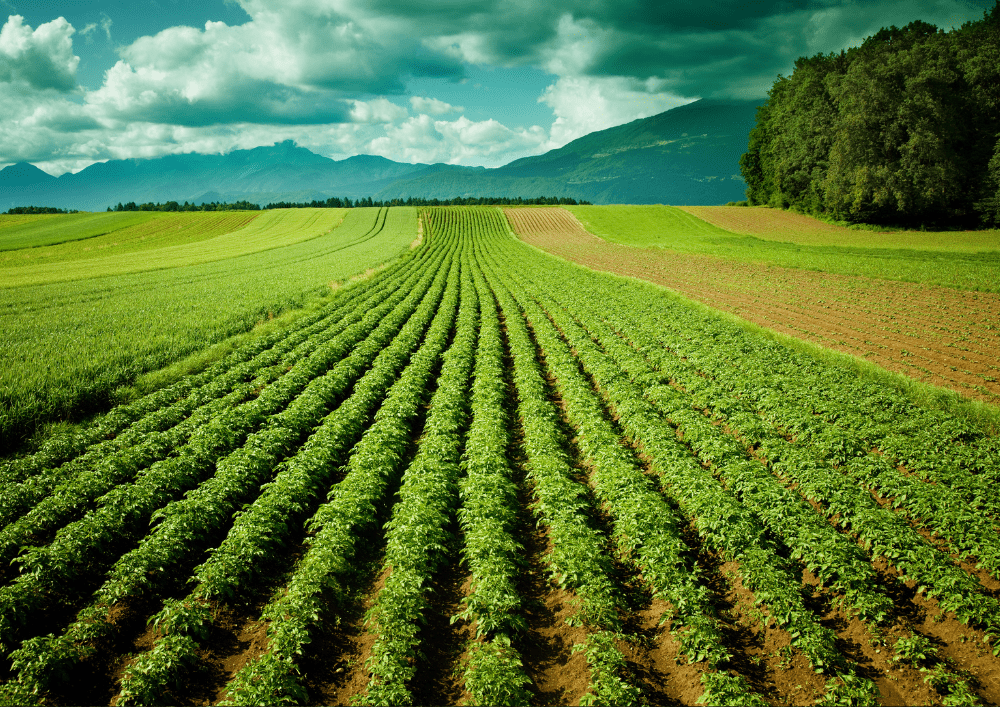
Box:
[1,0,994,175]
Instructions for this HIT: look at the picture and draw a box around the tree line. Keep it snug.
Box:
[3,206,80,215]
[264,195,591,209]
[109,200,262,212]
[740,2,1000,228]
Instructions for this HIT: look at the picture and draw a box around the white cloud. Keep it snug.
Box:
[0,15,79,91]
[539,75,693,148]
[409,96,462,116]
[367,114,547,166]
[350,98,408,124]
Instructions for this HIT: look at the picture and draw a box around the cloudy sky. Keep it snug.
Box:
[0,0,993,175]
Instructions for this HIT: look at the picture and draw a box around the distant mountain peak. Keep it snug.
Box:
[0,162,57,187]
[1,99,759,210]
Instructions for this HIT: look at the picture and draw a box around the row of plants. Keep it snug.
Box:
[479,246,765,704]
[108,238,458,706]
[628,291,1000,520]
[0,213,421,482]
[0,232,422,516]
[215,236,465,705]
[606,309,1000,583]
[360,242,480,704]
[529,276,895,624]
[480,211,640,705]
[0,241,447,658]
[545,259,1000,648]
[454,255,533,705]
[484,222,878,702]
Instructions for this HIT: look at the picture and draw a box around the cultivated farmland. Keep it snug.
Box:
[0,207,416,453]
[565,205,1000,291]
[510,207,1000,407]
[0,206,997,706]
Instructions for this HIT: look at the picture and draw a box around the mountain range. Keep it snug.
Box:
[0,99,759,211]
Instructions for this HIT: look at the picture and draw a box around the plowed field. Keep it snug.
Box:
[507,207,1000,405]
[2,207,999,706]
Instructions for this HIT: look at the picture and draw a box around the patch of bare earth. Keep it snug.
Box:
[518,523,593,705]
[310,562,391,705]
[505,207,1000,405]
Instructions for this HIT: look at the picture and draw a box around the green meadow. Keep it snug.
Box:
[566,205,1000,292]
[0,207,416,451]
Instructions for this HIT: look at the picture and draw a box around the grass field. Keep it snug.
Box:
[0,212,166,251]
[680,205,1000,251]
[0,207,416,452]
[0,212,261,268]
[0,209,349,287]
[566,205,1000,291]
[0,207,997,706]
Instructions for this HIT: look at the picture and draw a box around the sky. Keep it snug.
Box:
[0,0,994,176]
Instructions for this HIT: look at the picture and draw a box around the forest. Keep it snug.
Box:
[740,2,1000,228]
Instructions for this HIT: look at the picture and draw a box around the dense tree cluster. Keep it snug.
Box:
[264,195,591,209]
[741,2,1000,228]
[109,201,262,212]
[4,206,78,214]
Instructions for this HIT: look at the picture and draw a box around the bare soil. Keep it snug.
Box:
[506,207,1000,405]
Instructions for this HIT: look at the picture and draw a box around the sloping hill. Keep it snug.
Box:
[0,99,759,210]
[376,99,760,204]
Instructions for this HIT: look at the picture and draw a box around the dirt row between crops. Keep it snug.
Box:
[507,208,1000,405]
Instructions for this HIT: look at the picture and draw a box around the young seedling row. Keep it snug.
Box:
[0,206,997,706]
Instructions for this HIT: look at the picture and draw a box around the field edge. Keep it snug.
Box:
[516,233,1000,438]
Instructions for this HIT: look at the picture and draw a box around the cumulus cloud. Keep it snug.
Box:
[3,0,994,173]
[368,114,547,166]
[410,96,462,116]
[539,75,692,148]
[0,15,79,91]
[350,98,408,124]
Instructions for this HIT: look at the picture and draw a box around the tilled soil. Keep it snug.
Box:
[506,208,1000,405]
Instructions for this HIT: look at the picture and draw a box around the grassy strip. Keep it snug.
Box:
[565,204,1000,292]
[519,236,1000,439]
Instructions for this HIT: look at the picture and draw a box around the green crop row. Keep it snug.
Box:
[453,245,533,706]
[540,257,1000,646]
[360,239,479,705]
[0,234,440,660]
[0,207,418,453]
[217,234,463,706]
[475,214,639,703]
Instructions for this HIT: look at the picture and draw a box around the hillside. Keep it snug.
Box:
[0,99,758,210]
[377,98,758,204]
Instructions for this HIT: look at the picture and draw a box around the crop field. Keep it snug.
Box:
[0,207,416,453]
[1,209,349,287]
[0,212,169,251]
[0,212,262,268]
[0,206,997,706]
[510,207,1000,406]
[678,206,1000,252]
[566,205,1000,291]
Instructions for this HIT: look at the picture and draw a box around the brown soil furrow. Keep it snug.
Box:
[314,563,393,705]
[507,207,1000,403]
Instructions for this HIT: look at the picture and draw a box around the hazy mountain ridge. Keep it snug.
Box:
[0,99,758,211]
